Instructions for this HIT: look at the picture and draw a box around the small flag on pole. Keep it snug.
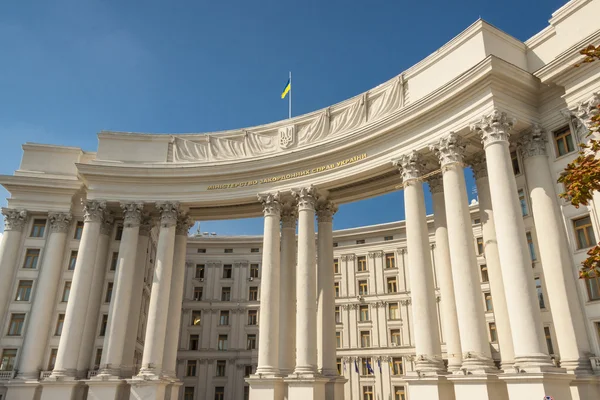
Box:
[281,78,291,99]
[343,359,346,372]
[377,359,382,373]
[354,359,359,373]
[367,359,374,375]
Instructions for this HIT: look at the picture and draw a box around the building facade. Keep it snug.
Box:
[2,0,600,399]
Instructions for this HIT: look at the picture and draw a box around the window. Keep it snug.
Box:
[192,311,202,326]
[215,387,225,400]
[115,225,123,241]
[334,282,341,297]
[74,221,84,239]
[476,237,484,255]
[511,151,521,175]
[384,235,393,241]
[244,387,249,400]
[15,280,33,301]
[248,310,258,325]
[55,314,65,336]
[23,248,40,269]
[247,334,257,350]
[333,258,339,274]
[357,256,367,271]
[336,332,342,348]
[484,292,493,311]
[335,306,341,324]
[360,331,371,347]
[216,360,226,377]
[358,280,368,296]
[391,329,401,346]
[526,232,537,261]
[8,313,25,336]
[197,248,206,253]
[359,305,369,322]
[244,365,253,377]
[337,358,342,375]
[480,265,489,282]
[100,314,108,336]
[110,252,119,271]
[105,282,114,303]
[250,264,259,278]
[585,276,600,301]
[67,251,78,270]
[392,358,403,375]
[195,264,205,279]
[595,322,600,344]
[219,310,230,326]
[474,218,481,224]
[394,386,406,400]
[363,386,374,400]
[190,334,199,350]
[385,253,396,269]
[543,326,555,355]
[387,277,398,293]
[217,335,228,351]
[518,189,529,216]
[0,349,17,371]
[224,248,233,253]
[356,239,365,245]
[194,286,203,301]
[30,219,46,237]
[222,264,232,279]
[251,248,260,253]
[184,387,195,400]
[333,242,338,247]
[94,349,103,369]
[574,216,596,249]
[388,303,399,320]
[554,126,575,156]
[535,277,545,309]
[221,287,231,301]
[61,281,71,302]
[362,360,373,376]
[48,348,58,370]
[489,322,498,343]
[249,286,258,301]
[186,360,197,376]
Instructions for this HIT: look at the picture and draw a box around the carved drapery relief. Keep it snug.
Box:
[2,209,28,231]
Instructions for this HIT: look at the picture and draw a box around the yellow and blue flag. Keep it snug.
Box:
[281,78,291,99]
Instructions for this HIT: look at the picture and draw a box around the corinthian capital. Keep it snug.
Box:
[156,202,180,228]
[176,212,193,236]
[470,110,516,147]
[139,214,153,237]
[121,202,144,228]
[280,199,298,229]
[430,132,466,167]
[427,176,443,194]
[258,192,281,217]
[83,200,106,223]
[469,153,488,180]
[101,212,115,236]
[292,186,317,211]
[519,125,548,159]
[48,212,73,234]
[316,199,338,223]
[2,209,28,231]
[575,92,600,131]
[392,151,426,184]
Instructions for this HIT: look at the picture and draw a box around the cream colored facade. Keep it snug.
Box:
[2,0,600,399]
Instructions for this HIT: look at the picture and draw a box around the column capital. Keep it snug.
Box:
[120,202,144,227]
[315,198,338,223]
[83,200,107,223]
[48,212,73,234]
[2,208,28,231]
[429,132,466,167]
[575,92,600,131]
[368,250,383,259]
[470,109,516,147]
[427,176,443,194]
[469,153,488,180]
[258,192,282,217]
[393,151,426,185]
[156,201,180,228]
[292,185,317,211]
[519,124,548,159]
[281,199,298,228]
[176,212,193,236]
[139,214,153,236]
[341,254,355,261]
[100,212,115,236]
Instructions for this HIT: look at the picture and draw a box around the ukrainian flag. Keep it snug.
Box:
[281,78,291,99]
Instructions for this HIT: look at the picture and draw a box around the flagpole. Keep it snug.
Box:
[289,71,292,119]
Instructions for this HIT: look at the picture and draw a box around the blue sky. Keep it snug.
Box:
[0,0,566,234]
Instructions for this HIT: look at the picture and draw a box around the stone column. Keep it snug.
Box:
[279,200,297,376]
[18,212,72,379]
[519,126,592,372]
[0,209,27,329]
[48,200,106,379]
[393,152,444,372]
[471,155,515,369]
[97,203,144,378]
[471,111,554,371]
[430,133,495,371]
[255,193,282,376]
[428,177,462,372]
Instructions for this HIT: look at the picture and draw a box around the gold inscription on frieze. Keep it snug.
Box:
[206,153,367,190]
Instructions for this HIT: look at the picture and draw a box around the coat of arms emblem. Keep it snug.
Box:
[279,125,296,149]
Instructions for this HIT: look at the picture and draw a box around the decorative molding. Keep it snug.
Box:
[400,299,411,306]
[368,250,384,259]
[83,200,106,223]
[121,202,144,228]
[233,261,249,268]
[469,153,487,180]
[292,186,317,211]
[176,212,194,236]
[427,176,443,194]
[2,209,28,231]
[470,109,516,147]
[48,212,73,234]
[397,248,407,255]
[392,151,426,185]
[258,192,281,217]
[575,92,600,131]
[341,254,355,262]
[519,124,548,159]
[429,132,466,167]
[138,214,153,237]
[316,198,338,223]
[156,202,179,228]
[100,212,115,236]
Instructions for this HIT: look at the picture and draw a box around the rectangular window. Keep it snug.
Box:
[216,360,226,377]
[0,349,17,371]
[356,239,365,245]
[387,277,398,293]
[247,334,257,350]
[535,277,545,309]
[219,310,230,326]
[221,287,231,301]
[333,258,339,274]
[336,332,342,348]
[195,264,205,279]
[189,334,199,350]
[110,252,119,271]
[358,280,368,296]
[363,386,374,400]
[335,306,341,324]
[489,322,498,343]
[222,264,232,279]
[15,280,33,301]
[334,282,340,298]
[384,235,393,241]
[511,151,521,175]
[251,248,259,253]
[526,232,537,261]
[48,348,58,370]
[544,326,555,355]
[574,216,596,249]
[389,303,399,320]
[359,305,369,322]
[215,387,225,400]
[55,314,65,336]
[247,310,258,325]
[333,242,338,247]
[392,358,404,375]
[8,313,25,336]
[244,365,252,377]
[385,253,396,269]
[391,329,401,345]
[518,189,529,216]
[224,248,233,253]
[67,250,78,270]
[192,311,202,326]
[94,349,103,368]
[105,282,114,303]
[480,264,489,282]
[115,225,123,241]
[585,276,600,301]
[184,387,195,400]
[554,126,575,156]
[362,360,373,376]
[74,221,84,239]
[99,314,108,336]
[23,248,40,269]
[217,335,228,351]
[337,358,342,375]
[357,256,367,272]
[61,281,71,302]
[476,237,484,255]
[484,292,493,311]
[360,331,371,348]
[30,219,46,238]
[193,286,203,301]
[197,248,206,253]
[474,218,481,224]
[250,264,259,278]
[394,386,406,400]
[249,286,258,301]
[186,360,197,376]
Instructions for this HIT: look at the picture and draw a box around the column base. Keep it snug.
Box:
[5,380,42,400]
[246,375,284,400]
[127,377,170,400]
[448,373,507,400]
[284,375,329,400]
[86,378,129,400]
[324,375,347,400]
[164,380,183,400]
[499,371,574,400]
[405,373,455,400]
[39,379,87,400]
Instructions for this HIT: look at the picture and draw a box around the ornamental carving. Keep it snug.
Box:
[2,209,28,231]
[341,304,351,310]
[280,199,298,229]
[233,261,249,268]
[121,202,144,228]
[176,212,194,236]
[374,301,387,308]
[519,124,548,159]
[393,151,426,184]
[398,248,407,255]
[258,192,281,217]
[156,202,180,228]
[430,132,466,167]
[470,110,516,147]
[100,212,115,236]
[575,92,600,131]
[316,199,338,223]
[368,251,383,259]
[469,153,487,180]
[292,186,317,211]
[400,299,411,306]
[341,254,355,261]
[279,125,296,149]
[206,261,222,268]
[427,176,443,194]
[138,214,153,237]
[83,200,107,223]
[48,212,73,234]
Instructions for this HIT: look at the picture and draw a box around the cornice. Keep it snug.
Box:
[0,175,83,191]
